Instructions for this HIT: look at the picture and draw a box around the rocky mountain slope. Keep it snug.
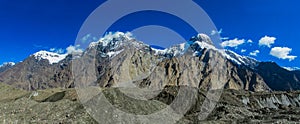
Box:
[0,32,299,92]
[0,83,96,123]
[0,52,73,90]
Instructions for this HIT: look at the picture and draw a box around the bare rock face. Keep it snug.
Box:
[75,33,271,92]
[256,62,300,91]
[0,32,299,92]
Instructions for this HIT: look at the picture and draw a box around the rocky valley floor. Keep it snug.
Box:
[1,83,300,124]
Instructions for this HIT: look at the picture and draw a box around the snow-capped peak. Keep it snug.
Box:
[86,32,258,67]
[88,32,149,58]
[33,51,67,64]
[152,34,216,57]
[89,32,134,48]
[223,50,259,67]
[190,33,213,45]
[151,33,258,66]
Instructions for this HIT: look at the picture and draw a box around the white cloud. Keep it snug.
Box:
[49,48,64,54]
[259,36,276,47]
[221,38,245,48]
[249,50,260,56]
[241,49,247,53]
[81,34,91,43]
[211,30,218,36]
[247,39,253,43]
[49,48,56,52]
[270,47,297,61]
[211,29,222,36]
[81,34,98,43]
[210,29,230,41]
[220,37,229,41]
[66,45,83,54]
[56,48,65,54]
[49,45,83,55]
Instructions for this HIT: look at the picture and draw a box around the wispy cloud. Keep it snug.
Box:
[33,44,49,49]
[49,48,56,52]
[49,48,65,54]
[270,47,297,61]
[247,39,253,43]
[210,29,230,41]
[221,38,245,48]
[241,49,247,53]
[81,34,98,43]
[211,29,222,36]
[249,50,260,56]
[259,36,276,48]
[49,45,83,54]
[220,37,229,41]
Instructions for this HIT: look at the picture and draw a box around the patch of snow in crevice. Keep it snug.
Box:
[242,97,250,105]
[28,91,39,99]
[107,49,124,58]
[281,94,291,106]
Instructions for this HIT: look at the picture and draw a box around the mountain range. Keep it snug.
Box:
[1,32,300,92]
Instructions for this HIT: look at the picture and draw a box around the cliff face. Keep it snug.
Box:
[74,33,271,92]
[256,62,300,91]
[0,32,299,92]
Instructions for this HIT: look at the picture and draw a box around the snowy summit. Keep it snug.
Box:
[33,51,67,64]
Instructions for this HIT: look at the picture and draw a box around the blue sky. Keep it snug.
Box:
[0,0,300,68]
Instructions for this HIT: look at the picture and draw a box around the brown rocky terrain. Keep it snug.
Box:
[0,55,73,90]
[1,33,299,92]
[1,83,300,123]
[1,33,300,123]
